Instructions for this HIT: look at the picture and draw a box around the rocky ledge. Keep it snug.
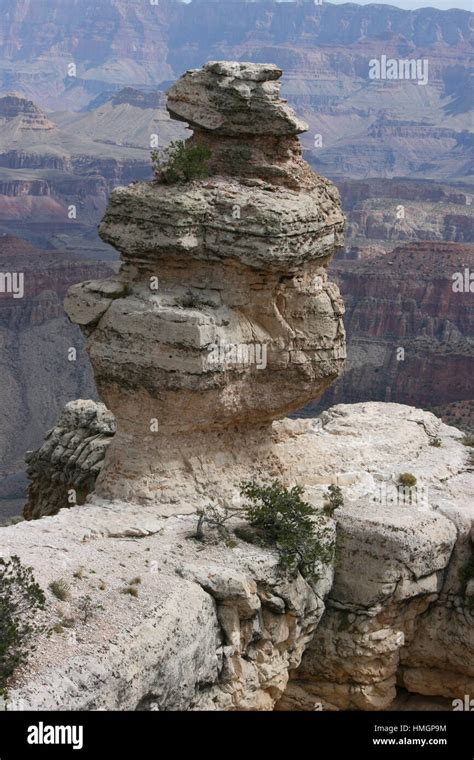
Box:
[4,402,474,710]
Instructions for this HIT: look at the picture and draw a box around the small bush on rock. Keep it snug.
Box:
[151,140,212,184]
[77,595,103,624]
[194,504,240,545]
[240,480,335,578]
[397,473,417,488]
[49,578,70,601]
[323,484,344,515]
[0,556,45,690]
[122,586,138,598]
[174,290,216,309]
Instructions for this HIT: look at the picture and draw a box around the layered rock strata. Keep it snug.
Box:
[64,61,345,509]
[4,402,473,710]
[308,241,474,420]
[275,404,474,710]
[23,401,115,520]
[6,62,472,713]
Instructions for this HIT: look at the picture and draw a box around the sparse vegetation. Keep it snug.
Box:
[430,436,442,447]
[48,578,70,601]
[0,556,45,690]
[240,480,335,578]
[323,484,344,515]
[174,290,216,309]
[397,473,417,488]
[194,504,240,544]
[461,434,474,447]
[73,567,85,580]
[122,586,138,598]
[77,595,102,624]
[129,577,141,586]
[151,140,212,184]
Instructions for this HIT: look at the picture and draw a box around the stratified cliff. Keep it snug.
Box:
[308,241,474,422]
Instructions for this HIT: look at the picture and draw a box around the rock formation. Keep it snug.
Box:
[2,62,472,713]
[23,401,115,520]
[0,93,56,131]
[64,61,346,510]
[5,402,474,710]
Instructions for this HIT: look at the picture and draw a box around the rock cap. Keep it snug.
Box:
[167,61,308,136]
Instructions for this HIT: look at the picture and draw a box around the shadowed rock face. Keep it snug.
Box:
[23,400,116,521]
[64,62,345,507]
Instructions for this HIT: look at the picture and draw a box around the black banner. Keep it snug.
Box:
[0,710,472,758]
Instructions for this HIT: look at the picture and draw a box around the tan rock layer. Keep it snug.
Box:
[64,61,346,506]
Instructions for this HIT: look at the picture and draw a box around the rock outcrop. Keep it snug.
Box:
[64,61,345,510]
[4,402,473,710]
[23,401,115,520]
[0,93,56,131]
[274,404,474,710]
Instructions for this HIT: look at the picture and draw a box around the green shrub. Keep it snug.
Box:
[240,480,335,578]
[48,579,70,601]
[323,484,344,515]
[461,434,474,447]
[194,504,240,545]
[0,556,45,690]
[151,140,212,184]
[77,595,102,624]
[397,473,417,488]
[430,437,442,447]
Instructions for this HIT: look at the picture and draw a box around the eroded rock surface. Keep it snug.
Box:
[4,402,473,711]
[64,61,345,510]
[4,502,331,711]
[274,403,474,710]
[23,400,115,520]
[5,62,472,712]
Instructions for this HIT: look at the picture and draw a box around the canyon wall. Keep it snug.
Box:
[306,241,474,428]
[0,235,112,517]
